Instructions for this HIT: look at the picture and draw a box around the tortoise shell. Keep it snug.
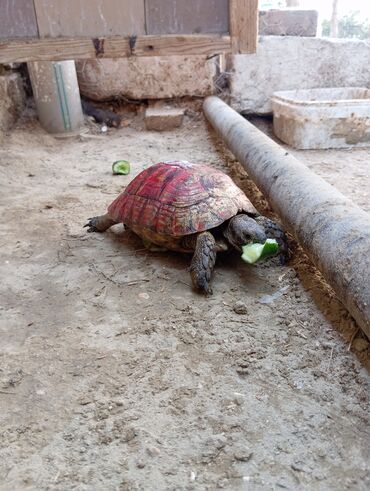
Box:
[108,161,257,237]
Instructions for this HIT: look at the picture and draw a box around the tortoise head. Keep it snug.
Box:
[223,214,267,252]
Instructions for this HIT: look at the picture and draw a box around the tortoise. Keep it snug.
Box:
[84,160,288,294]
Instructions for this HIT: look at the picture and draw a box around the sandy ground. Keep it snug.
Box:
[0,103,369,491]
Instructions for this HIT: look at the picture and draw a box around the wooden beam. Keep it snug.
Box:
[132,35,231,56]
[229,0,258,53]
[0,34,232,63]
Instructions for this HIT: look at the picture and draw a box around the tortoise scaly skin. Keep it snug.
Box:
[85,161,288,294]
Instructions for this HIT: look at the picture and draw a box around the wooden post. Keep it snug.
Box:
[229,0,258,54]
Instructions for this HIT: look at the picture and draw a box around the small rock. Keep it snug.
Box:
[138,292,150,300]
[136,459,146,469]
[233,394,244,406]
[236,360,250,375]
[145,107,184,131]
[233,301,248,315]
[236,367,249,375]
[291,460,307,472]
[78,396,93,406]
[276,475,295,488]
[234,447,253,462]
[123,427,137,442]
[147,446,161,457]
[352,338,369,352]
[202,435,227,459]
[321,341,334,350]
[206,434,227,449]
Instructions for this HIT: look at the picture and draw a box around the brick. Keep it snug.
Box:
[145,107,184,131]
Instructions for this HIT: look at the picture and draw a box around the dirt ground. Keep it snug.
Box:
[0,102,369,491]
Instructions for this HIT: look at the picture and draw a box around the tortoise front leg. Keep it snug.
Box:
[84,213,117,233]
[189,232,217,295]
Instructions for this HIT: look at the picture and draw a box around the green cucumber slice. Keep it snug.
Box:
[112,160,130,175]
[241,238,279,264]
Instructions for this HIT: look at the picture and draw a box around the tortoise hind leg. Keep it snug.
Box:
[254,216,290,264]
[84,213,117,233]
[190,232,217,295]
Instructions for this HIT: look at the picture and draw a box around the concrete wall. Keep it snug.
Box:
[76,57,217,100]
[0,72,26,131]
[77,37,370,107]
[259,9,318,37]
[229,36,370,114]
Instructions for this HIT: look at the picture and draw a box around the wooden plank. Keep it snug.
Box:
[145,0,229,35]
[0,35,232,64]
[0,0,38,39]
[229,0,258,53]
[33,0,146,37]
[132,35,231,56]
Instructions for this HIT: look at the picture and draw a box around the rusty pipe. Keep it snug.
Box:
[203,96,370,338]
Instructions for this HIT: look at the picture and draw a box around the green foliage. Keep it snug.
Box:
[322,11,370,39]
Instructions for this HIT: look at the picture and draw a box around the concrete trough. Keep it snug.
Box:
[272,87,370,149]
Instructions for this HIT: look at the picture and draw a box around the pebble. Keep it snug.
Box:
[78,396,93,406]
[136,459,146,469]
[122,427,137,442]
[352,338,369,352]
[147,446,161,457]
[233,301,248,315]
[233,395,244,406]
[205,434,227,450]
[234,447,253,462]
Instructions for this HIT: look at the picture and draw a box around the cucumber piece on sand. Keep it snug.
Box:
[112,160,130,175]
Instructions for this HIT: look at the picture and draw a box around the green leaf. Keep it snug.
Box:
[112,160,130,175]
[241,239,279,264]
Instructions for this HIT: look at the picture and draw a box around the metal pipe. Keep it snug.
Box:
[203,96,370,338]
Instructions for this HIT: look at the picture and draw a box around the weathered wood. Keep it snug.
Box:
[0,35,232,63]
[132,35,231,56]
[33,0,146,37]
[145,0,229,35]
[0,0,38,39]
[229,0,258,53]
[204,96,370,339]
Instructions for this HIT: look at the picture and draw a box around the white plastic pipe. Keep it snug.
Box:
[28,60,84,134]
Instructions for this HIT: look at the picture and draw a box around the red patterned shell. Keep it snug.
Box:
[108,161,257,237]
